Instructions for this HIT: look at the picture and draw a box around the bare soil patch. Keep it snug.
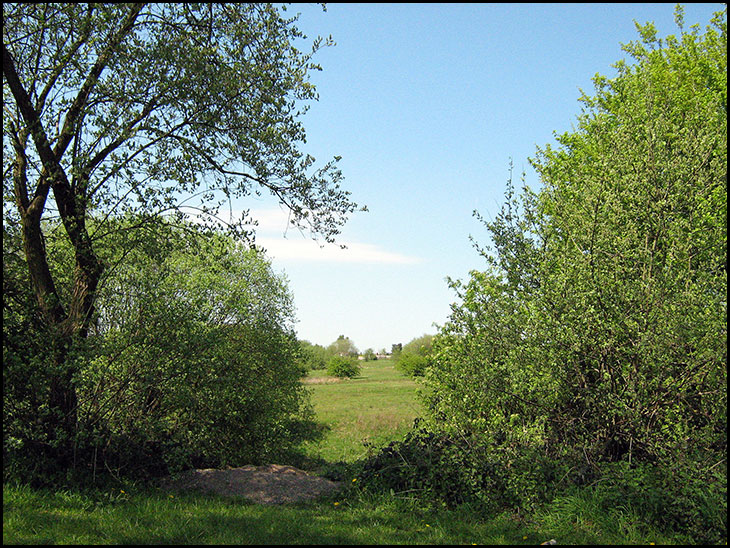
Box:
[161,464,344,505]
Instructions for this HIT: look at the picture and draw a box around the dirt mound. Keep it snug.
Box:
[161,464,344,505]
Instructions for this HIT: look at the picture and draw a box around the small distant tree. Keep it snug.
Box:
[327,335,358,357]
[362,348,377,361]
[326,355,361,379]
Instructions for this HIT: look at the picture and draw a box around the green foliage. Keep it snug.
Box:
[4,220,313,482]
[3,225,69,483]
[413,6,726,541]
[327,335,359,358]
[394,334,434,377]
[3,3,359,245]
[297,340,329,371]
[358,424,562,514]
[394,353,430,378]
[326,356,361,379]
[86,224,311,474]
[3,3,358,480]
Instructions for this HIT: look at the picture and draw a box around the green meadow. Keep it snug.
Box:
[300,359,422,464]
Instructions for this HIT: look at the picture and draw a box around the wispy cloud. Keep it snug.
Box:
[255,237,423,265]
[183,206,422,265]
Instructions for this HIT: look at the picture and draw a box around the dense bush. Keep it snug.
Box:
[428,2,726,469]
[362,7,727,541]
[4,221,313,483]
[393,334,434,377]
[358,423,562,513]
[326,355,361,378]
[394,353,430,378]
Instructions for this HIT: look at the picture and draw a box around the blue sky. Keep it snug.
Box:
[236,3,722,352]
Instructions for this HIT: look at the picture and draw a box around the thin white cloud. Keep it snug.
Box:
[183,206,422,265]
[247,207,299,234]
[256,237,423,265]
[181,206,291,233]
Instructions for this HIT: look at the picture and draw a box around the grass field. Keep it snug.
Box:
[2,358,697,544]
[300,358,422,463]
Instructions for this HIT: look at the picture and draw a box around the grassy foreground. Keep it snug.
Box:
[2,481,687,545]
[1,359,700,544]
[3,484,536,545]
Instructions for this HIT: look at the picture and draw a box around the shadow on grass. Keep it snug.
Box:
[4,487,532,545]
[266,417,354,478]
[4,498,360,545]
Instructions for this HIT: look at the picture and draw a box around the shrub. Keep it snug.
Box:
[326,355,361,378]
[426,4,726,471]
[81,229,311,475]
[412,8,726,541]
[358,423,562,514]
[395,352,430,377]
[4,221,313,484]
[394,334,435,377]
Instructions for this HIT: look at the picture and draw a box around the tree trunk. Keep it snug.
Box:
[6,39,107,466]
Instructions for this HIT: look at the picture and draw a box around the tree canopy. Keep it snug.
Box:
[3,2,355,477]
[3,3,357,326]
[327,335,359,357]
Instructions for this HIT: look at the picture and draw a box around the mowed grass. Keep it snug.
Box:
[300,358,422,463]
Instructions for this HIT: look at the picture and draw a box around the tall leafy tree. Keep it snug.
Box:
[527,6,727,466]
[3,3,357,460]
[423,5,726,521]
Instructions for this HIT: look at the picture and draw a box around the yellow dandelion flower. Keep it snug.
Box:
[334,502,340,506]
[352,478,357,483]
